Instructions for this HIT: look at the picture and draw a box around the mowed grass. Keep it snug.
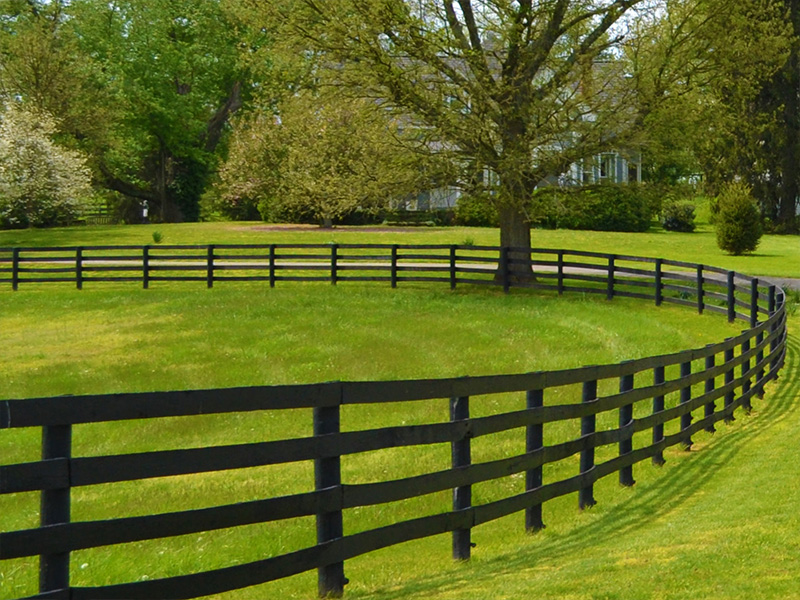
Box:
[0,279,745,600]
[1,220,798,600]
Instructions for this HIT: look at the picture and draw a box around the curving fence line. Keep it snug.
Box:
[0,245,789,600]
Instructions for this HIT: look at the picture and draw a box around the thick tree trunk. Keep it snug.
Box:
[497,203,534,283]
[779,0,800,231]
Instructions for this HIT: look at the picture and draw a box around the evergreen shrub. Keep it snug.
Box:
[715,182,763,255]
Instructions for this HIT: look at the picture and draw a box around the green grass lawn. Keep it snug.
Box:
[0,222,798,600]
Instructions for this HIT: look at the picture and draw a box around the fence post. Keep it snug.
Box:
[696,265,704,314]
[724,343,735,422]
[12,247,20,290]
[654,259,662,306]
[557,250,564,295]
[39,424,72,595]
[618,371,635,487]
[450,396,471,560]
[704,350,716,433]
[314,403,345,598]
[500,247,510,293]
[750,279,759,327]
[390,245,398,288]
[741,336,752,413]
[680,361,693,450]
[607,255,615,300]
[652,365,666,466]
[525,389,544,532]
[76,247,84,290]
[330,244,338,286]
[727,271,735,322]
[450,245,457,290]
[756,329,765,398]
[269,244,276,288]
[769,286,779,374]
[579,379,597,509]
[142,245,150,289]
[207,245,215,289]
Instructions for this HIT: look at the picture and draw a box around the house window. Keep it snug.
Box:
[628,163,639,183]
[599,154,616,181]
[582,159,593,184]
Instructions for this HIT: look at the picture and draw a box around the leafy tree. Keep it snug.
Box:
[0,103,92,228]
[216,90,450,226]
[266,0,735,278]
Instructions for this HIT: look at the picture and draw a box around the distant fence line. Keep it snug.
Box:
[0,244,789,599]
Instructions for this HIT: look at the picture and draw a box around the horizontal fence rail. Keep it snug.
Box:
[0,245,790,600]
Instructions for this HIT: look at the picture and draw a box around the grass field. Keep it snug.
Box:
[1,221,798,600]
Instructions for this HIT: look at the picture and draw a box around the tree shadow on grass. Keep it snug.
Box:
[354,335,800,600]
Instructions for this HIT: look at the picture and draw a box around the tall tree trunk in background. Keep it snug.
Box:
[779,0,800,230]
[496,173,534,283]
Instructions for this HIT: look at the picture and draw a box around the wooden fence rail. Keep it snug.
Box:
[0,245,789,600]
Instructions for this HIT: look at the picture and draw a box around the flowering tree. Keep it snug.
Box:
[0,104,92,228]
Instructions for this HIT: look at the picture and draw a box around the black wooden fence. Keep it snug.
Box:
[0,245,789,600]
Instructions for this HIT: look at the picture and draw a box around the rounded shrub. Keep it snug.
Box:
[715,182,763,255]
[661,201,696,232]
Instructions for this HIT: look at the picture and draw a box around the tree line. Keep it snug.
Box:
[0,1,798,248]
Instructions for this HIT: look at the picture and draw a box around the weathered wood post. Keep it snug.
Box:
[619,370,635,487]
[142,245,150,289]
[696,265,704,314]
[330,244,338,286]
[724,343,735,422]
[76,247,84,290]
[704,350,716,433]
[450,396,472,560]
[450,245,457,290]
[39,424,71,595]
[526,389,544,532]
[579,379,597,509]
[654,258,663,306]
[207,244,215,289]
[727,271,735,322]
[680,361,693,449]
[652,365,666,466]
[314,404,345,598]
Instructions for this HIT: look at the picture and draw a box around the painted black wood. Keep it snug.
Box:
[76,248,84,290]
[618,372,635,486]
[39,425,71,595]
[314,405,346,598]
[330,244,338,285]
[724,345,736,422]
[449,245,457,289]
[206,245,214,288]
[696,265,703,313]
[579,380,597,509]
[680,361,693,449]
[142,246,150,289]
[727,271,735,322]
[741,337,752,413]
[704,352,716,433]
[607,256,615,300]
[652,365,666,466]
[450,396,471,560]
[525,389,545,532]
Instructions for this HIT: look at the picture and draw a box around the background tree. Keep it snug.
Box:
[267,0,725,275]
[216,90,451,226]
[0,103,92,228]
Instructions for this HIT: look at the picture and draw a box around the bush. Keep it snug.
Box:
[661,201,696,232]
[0,104,91,228]
[534,184,653,232]
[454,192,499,227]
[715,182,763,255]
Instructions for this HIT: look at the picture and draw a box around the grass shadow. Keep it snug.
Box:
[355,334,800,599]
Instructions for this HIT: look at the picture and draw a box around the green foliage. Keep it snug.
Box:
[661,201,697,232]
[216,91,451,226]
[151,231,163,244]
[454,193,499,227]
[715,182,763,255]
[0,104,92,228]
[532,184,654,233]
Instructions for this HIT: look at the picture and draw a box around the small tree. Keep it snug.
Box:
[715,182,763,255]
[0,104,92,228]
[217,91,451,227]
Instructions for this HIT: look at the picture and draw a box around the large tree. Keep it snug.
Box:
[268,0,674,275]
